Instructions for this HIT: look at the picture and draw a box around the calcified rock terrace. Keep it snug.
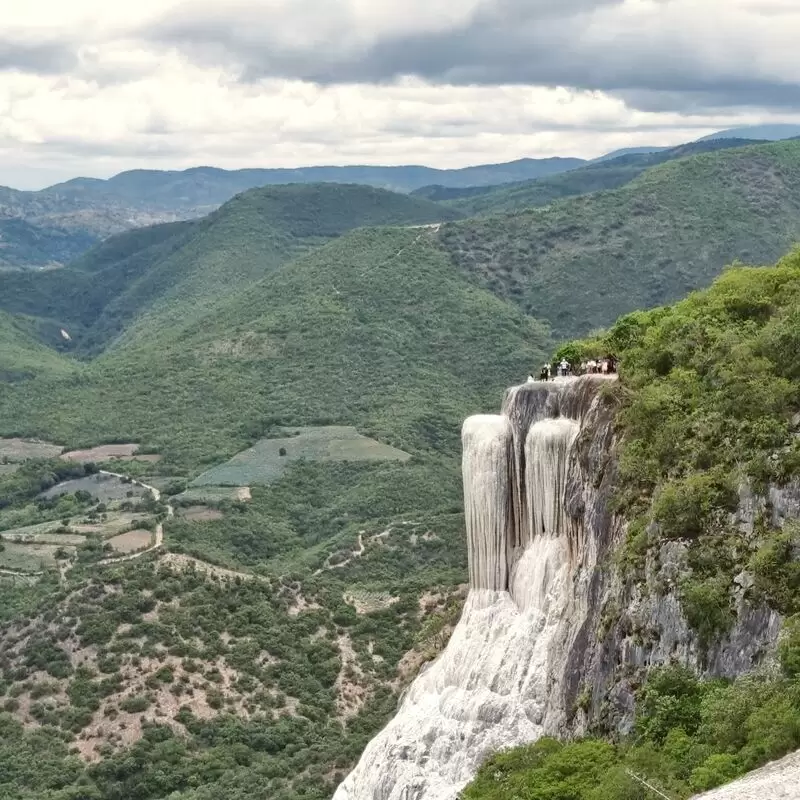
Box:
[334,375,617,800]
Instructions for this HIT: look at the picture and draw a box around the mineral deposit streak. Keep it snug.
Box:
[333,375,616,800]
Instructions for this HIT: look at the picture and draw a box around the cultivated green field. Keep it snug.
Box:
[39,472,149,503]
[192,426,412,487]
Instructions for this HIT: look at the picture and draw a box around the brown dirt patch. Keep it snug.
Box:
[159,553,265,583]
[0,437,63,461]
[107,529,152,554]
[236,487,251,501]
[180,506,224,522]
[334,633,370,719]
[61,444,160,463]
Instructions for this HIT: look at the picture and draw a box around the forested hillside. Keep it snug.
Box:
[422,137,764,216]
[439,139,800,337]
[0,223,549,800]
[0,184,460,356]
[0,225,549,465]
[1,144,799,800]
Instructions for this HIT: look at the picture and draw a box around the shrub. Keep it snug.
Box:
[120,694,150,713]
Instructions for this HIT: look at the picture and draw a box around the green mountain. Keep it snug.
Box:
[0,158,582,269]
[414,137,765,214]
[0,224,549,465]
[0,216,549,800]
[700,123,800,141]
[0,184,462,354]
[438,139,800,338]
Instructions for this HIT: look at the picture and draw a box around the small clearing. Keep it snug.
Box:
[343,589,399,615]
[0,437,62,461]
[1,529,85,546]
[61,443,160,463]
[0,464,21,475]
[176,486,250,503]
[0,541,62,571]
[73,512,151,537]
[180,506,224,522]
[158,553,264,583]
[191,426,411,487]
[107,529,152,554]
[40,473,148,503]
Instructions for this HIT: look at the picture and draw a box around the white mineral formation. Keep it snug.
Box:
[334,376,614,800]
[690,748,800,799]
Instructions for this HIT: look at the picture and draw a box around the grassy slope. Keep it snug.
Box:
[0,226,549,466]
[0,312,76,382]
[440,139,800,338]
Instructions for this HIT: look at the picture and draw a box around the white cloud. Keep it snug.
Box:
[1,0,799,188]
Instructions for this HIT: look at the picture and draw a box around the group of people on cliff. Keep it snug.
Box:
[531,355,617,382]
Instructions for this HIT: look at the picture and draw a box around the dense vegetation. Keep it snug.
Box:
[557,250,800,644]
[0,184,461,355]
[463,251,800,800]
[463,663,800,800]
[0,226,550,468]
[2,147,800,800]
[440,139,800,338]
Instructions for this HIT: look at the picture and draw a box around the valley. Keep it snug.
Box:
[0,136,799,800]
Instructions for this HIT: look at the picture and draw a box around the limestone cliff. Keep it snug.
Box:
[333,376,795,800]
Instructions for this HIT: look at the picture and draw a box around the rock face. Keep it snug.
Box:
[333,376,791,800]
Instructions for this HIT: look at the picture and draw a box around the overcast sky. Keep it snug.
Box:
[2,0,800,189]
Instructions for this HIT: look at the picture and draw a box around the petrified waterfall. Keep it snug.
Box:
[334,376,616,800]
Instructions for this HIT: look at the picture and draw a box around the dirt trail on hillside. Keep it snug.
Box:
[97,471,170,565]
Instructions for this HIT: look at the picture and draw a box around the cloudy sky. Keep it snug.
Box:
[2,0,800,188]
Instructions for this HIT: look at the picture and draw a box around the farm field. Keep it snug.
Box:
[39,473,149,503]
[0,541,63,571]
[176,486,250,503]
[191,426,411,487]
[106,529,152,553]
[179,506,224,522]
[60,443,161,463]
[0,525,86,546]
[71,512,152,536]
[0,437,62,461]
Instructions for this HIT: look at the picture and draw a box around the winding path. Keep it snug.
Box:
[96,471,172,565]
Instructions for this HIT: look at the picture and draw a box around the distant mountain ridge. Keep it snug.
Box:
[0,157,582,269]
[699,123,800,141]
[415,137,768,214]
